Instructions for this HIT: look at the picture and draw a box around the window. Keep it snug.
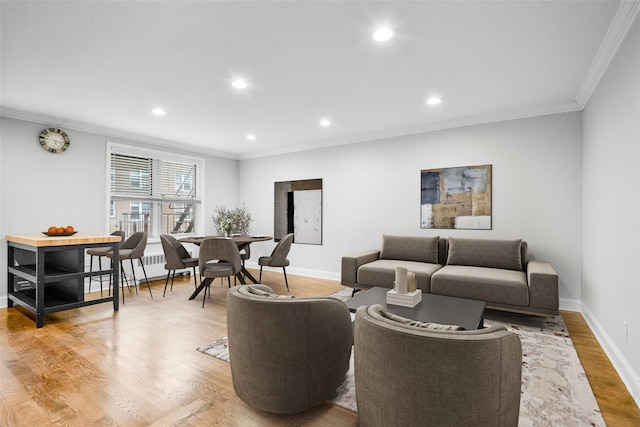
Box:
[108,143,204,239]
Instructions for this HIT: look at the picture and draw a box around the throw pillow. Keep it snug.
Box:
[446,237,523,271]
[377,308,465,331]
[380,234,440,264]
[241,286,295,299]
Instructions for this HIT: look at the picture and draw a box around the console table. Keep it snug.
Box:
[6,233,120,328]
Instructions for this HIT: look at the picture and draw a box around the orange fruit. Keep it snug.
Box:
[65,225,74,233]
[48,226,57,233]
[56,227,65,234]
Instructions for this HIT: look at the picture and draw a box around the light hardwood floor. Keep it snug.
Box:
[1,270,638,426]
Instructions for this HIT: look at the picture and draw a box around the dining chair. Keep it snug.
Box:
[87,230,125,296]
[258,233,294,291]
[198,237,242,307]
[106,231,152,302]
[160,234,199,297]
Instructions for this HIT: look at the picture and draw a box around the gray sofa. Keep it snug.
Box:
[341,235,559,317]
[354,304,522,427]
[226,285,352,414]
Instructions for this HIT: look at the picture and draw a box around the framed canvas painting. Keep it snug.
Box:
[420,164,492,229]
[274,178,322,244]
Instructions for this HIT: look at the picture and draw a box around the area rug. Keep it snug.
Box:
[197,288,605,426]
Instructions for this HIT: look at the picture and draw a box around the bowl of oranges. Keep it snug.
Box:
[43,225,77,236]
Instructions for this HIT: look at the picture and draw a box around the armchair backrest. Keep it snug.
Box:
[354,304,522,427]
[198,237,241,273]
[121,232,147,259]
[160,234,191,269]
[270,233,293,264]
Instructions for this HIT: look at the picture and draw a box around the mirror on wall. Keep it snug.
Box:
[274,178,322,245]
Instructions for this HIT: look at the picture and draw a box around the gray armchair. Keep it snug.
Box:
[354,304,522,427]
[226,284,352,414]
[106,231,151,301]
[258,233,293,290]
[160,234,198,297]
[198,237,242,307]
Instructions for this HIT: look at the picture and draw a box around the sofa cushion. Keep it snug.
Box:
[431,265,529,307]
[358,260,442,292]
[446,238,523,271]
[380,234,439,264]
[377,307,465,330]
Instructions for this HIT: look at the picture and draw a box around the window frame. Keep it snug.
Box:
[106,142,205,241]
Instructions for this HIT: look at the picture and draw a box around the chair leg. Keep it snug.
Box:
[259,266,263,283]
[88,255,94,294]
[282,267,289,291]
[202,282,208,308]
[228,276,232,288]
[163,270,172,297]
[139,259,153,299]
[130,259,139,295]
[170,271,176,291]
[192,266,197,289]
[98,257,104,296]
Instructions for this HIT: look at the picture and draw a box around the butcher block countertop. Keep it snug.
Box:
[6,232,121,247]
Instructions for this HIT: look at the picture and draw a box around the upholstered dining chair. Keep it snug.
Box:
[86,230,125,296]
[197,237,242,307]
[258,233,293,291]
[354,304,522,427]
[106,231,152,302]
[160,234,199,297]
[227,285,352,414]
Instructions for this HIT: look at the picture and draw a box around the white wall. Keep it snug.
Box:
[239,112,584,308]
[0,116,240,305]
[582,16,640,404]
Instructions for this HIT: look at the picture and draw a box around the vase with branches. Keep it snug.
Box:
[211,204,252,236]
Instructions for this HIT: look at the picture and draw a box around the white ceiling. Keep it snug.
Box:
[1,1,637,159]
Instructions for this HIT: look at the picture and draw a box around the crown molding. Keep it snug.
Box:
[238,101,583,160]
[0,107,239,160]
[575,0,640,107]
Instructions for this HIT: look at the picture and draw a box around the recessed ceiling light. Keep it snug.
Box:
[246,134,256,141]
[372,27,393,42]
[319,119,331,127]
[232,79,248,89]
[426,97,442,105]
[152,108,167,115]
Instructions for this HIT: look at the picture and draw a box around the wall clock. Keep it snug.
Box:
[39,128,70,154]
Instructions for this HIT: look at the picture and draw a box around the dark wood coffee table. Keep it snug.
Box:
[344,287,486,330]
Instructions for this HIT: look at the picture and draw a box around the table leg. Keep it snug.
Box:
[241,267,259,284]
[189,277,212,300]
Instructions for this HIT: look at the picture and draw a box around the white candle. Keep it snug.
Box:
[395,267,408,294]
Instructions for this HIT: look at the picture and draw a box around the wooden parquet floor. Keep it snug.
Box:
[1,269,638,426]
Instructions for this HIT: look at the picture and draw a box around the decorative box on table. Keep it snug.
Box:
[386,289,422,308]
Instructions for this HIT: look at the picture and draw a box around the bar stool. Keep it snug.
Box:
[87,230,125,296]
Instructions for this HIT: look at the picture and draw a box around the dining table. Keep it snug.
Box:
[179,235,273,300]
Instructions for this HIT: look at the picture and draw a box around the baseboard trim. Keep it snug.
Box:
[559,297,582,312]
[581,303,640,408]
[244,261,341,282]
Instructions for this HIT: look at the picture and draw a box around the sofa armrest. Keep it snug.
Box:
[341,250,381,286]
[527,261,559,314]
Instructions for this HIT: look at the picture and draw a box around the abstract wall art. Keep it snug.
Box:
[420,164,492,229]
[274,178,322,244]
